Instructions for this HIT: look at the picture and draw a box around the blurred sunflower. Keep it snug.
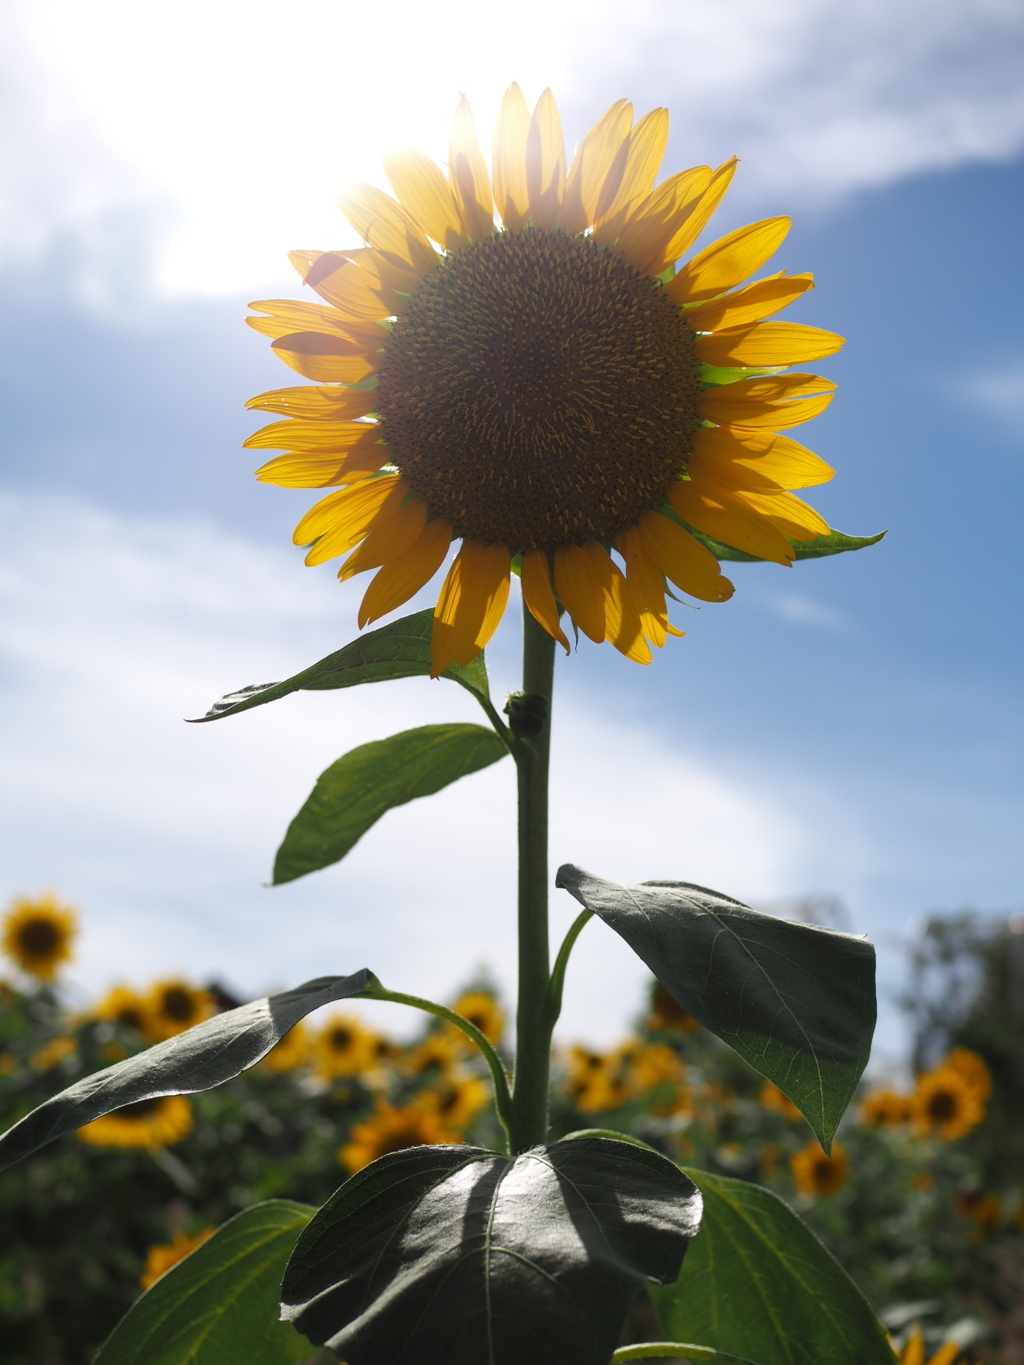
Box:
[859,1088,911,1128]
[247,85,842,674]
[77,1095,194,1149]
[313,1012,379,1081]
[94,985,150,1035]
[419,1073,490,1130]
[448,990,505,1047]
[402,1029,465,1078]
[941,1047,992,1101]
[790,1139,849,1197]
[896,1326,964,1365]
[339,1098,462,1173]
[647,982,700,1034]
[140,1228,214,1289]
[2,893,78,982]
[145,980,214,1042]
[30,1036,77,1071]
[911,1066,986,1141]
[759,1080,803,1121]
[260,1021,311,1072]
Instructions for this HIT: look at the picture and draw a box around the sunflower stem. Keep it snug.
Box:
[509,608,556,1152]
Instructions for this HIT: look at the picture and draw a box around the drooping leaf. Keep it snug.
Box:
[555,866,875,1149]
[687,526,887,563]
[0,972,370,1172]
[273,723,509,884]
[614,1346,765,1364]
[650,1169,893,1365]
[281,1137,702,1365]
[95,1200,314,1365]
[189,609,490,722]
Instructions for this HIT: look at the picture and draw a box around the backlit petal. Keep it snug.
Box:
[244,419,381,451]
[637,510,734,602]
[560,100,633,236]
[521,549,570,652]
[702,373,836,402]
[288,252,404,319]
[699,387,833,430]
[448,96,495,243]
[359,517,452,628]
[668,217,791,304]
[246,386,377,421]
[337,185,438,276]
[692,425,835,490]
[526,88,566,231]
[605,559,652,663]
[383,148,466,251]
[294,475,406,563]
[247,300,389,347]
[268,342,377,384]
[593,107,669,244]
[255,447,387,488]
[615,166,712,275]
[553,543,610,643]
[687,274,814,330]
[339,497,428,579]
[695,321,844,367]
[492,83,532,231]
[431,540,511,675]
[732,488,829,539]
[664,157,737,261]
[669,479,794,564]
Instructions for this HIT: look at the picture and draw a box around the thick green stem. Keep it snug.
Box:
[509,609,556,1152]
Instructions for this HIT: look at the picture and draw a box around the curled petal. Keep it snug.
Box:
[521,549,570,652]
[358,516,453,628]
[431,541,511,675]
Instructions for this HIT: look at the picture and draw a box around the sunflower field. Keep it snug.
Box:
[2,896,1022,1365]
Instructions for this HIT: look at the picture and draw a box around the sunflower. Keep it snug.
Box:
[30,1036,77,1071]
[941,1047,992,1101]
[647,982,700,1034]
[2,893,78,982]
[790,1139,850,1197]
[312,1011,380,1081]
[140,1227,215,1289]
[859,1088,911,1128]
[339,1098,462,1173]
[448,990,505,1047]
[896,1327,963,1365]
[260,1020,311,1072]
[759,1080,803,1121]
[144,979,214,1042]
[77,1095,194,1149]
[418,1073,490,1130]
[402,1028,466,1078]
[247,86,842,674]
[94,985,151,1035]
[911,1066,986,1142]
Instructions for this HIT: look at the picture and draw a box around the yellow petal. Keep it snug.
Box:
[359,516,452,628]
[687,274,814,330]
[667,216,791,304]
[255,450,386,489]
[492,83,532,232]
[521,549,570,652]
[268,342,377,384]
[294,475,406,563]
[668,479,794,565]
[593,107,669,245]
[699,387,833,430]
[560,100,633,236]
[382,147,466,252]
[526,88,566,232]
[615,166,712,275]
[337,184,438,276]
[732,487,829,539]
[247,300,388,347]
[553,543,611,643]
[695,321,844,367]
[604,559,652,663]
[926,1345,960,1365]
[245,386,377,421]
[244,419,381,452]
[448,95,494,243]
[339,497,428,579]
[288,253,404,320]
[702,373,836,402]
[619,525,668,617]
[692,425,835,490]
[900,1329,925,1365]
[664,157,737,261]
[431,540,511,675]
[636,510,734,602]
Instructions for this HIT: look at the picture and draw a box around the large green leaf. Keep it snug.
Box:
[273,723,509,884]
[0,972,369,1172]
[687,527,887,563]
[95,1200,314,1365]
[281,1137,702,1365]
[189,609,489,722]
[650,1169,893,1365]
[555,867,875,1150]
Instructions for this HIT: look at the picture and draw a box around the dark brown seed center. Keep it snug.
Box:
[20,919,61,956]
[376,229,700,550]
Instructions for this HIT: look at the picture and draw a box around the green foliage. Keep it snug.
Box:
[273,724,509,884]
[95,1201,314,1365]
[190,609,491,722]
[555,866,876,1150]
[0,973,370,1172]
[651,1168,893,1365]
[687,527,888,563]
[281,1138,701,1365]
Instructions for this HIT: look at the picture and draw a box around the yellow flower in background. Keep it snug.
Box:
[565,1044,631,1112]
[628,1042,684,1092]
[77,1095,194,1149]
[30,1035,78,1071]
[911,1066,985,1142]
[790,1139,850,1197]
[144,980,214,1042]
[339,1098,462,1173]
[94,985,151,1035]
[418,1073,490,1130]
[260,1021,311,1072]
[941,1048,992,1102]
[647,982,700,1034]
[448,990,505,1048]
[2,893,78,982]
[759,1080,803,1121]
[896,1325,964,1365]
[402,1029,466,1078]
[313,1012,380,1081]
[140,1228,215,1289]
[860,1088,912,1128]
[247,86,842,675]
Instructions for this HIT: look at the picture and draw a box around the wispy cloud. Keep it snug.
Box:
[963,357,1024,437]
[755,589,853,633]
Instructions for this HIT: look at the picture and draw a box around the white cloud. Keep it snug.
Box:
[964,358,1024,437]
[1,0,1021,299]
[0,492,808,1045]
[760,590,853,633]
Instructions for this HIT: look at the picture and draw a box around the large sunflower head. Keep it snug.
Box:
[911,1065,986,1141]
[247,86,842,675]
[338,1098,463,1173]
[2,893,78,983]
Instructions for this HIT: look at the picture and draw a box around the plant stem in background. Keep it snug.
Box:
[509,609,556,1152]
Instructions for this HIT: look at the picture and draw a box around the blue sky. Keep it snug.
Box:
[1,0,1022,1061]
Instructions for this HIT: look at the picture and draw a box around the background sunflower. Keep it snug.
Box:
[1,894,78,984]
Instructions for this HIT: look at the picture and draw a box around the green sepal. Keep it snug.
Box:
[273,723,509,884]
[700,363,787,385]
[650,1169,894,1365]
[94,1200,315,1365]
[687,526,888,563]
[189,609,489,723]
